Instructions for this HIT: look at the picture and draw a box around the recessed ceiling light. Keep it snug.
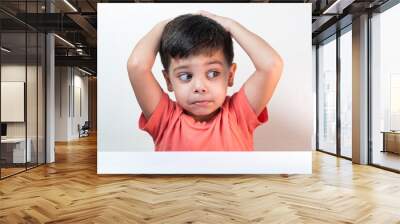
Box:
[54,34,75,48]
[1,47,11,53]
[63,0,78,12]
[322,0,354,15]
[78,67,93,76]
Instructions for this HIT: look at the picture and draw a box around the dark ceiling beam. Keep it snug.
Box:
[312,15,335,33]
[312,14,352,44]
[0,8,38,31]
[55,55,96,69]
[13,13,82,32]
[311,0,356,34]
[373,0,400,12]
[56,47,97,57]
[322,0,356,14]
[66,13,97,47]
[52,0,78,13]
[86,0,97,11]
[51,0,96,47]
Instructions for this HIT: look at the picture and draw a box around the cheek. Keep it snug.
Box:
[173,84,191,102]
[211,82,228,101]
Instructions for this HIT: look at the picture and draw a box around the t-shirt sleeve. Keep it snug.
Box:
[138,91,175,142]
[229,87,268,132]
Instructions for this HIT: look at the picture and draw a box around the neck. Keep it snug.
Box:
[184,108,220,122]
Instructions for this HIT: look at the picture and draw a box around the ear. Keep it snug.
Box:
[162,70,174,92]
[227,63,237,87]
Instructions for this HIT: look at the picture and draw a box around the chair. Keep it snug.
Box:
[78,121,90,138]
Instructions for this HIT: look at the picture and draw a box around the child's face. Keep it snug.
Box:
[163,50,237,122]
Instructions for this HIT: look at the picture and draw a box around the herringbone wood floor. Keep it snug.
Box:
[1,134,400,223]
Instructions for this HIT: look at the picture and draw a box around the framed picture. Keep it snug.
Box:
[98,3,313,174]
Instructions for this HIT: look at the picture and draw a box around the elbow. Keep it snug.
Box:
[272,55,284,72]
[127,60,143,84]
[127,57,141,74]
[259,55,284,77]
[127,57,149,78]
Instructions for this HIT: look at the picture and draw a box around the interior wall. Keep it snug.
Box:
[55,66,69,141]
[1,65,40,139]
[55,66,89,141]
[72,70,89,138]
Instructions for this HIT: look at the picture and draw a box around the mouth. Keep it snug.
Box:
[192,100,212,106]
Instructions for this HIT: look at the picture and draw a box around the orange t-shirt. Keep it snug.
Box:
[139,87,268,151]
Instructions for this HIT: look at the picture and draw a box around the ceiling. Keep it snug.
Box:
[0,0,392,75]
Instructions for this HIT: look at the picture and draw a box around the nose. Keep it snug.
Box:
[193,77,208,94]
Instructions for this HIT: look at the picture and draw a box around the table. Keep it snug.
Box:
[1,138,32,163]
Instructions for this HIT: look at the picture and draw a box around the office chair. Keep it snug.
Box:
[79,121,90,138]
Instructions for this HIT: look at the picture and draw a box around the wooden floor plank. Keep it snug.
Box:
[1,134,400,223]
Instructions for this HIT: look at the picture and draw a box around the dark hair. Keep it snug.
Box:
[159,14,234,71]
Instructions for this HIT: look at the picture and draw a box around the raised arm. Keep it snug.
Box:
[199,11,283,115]
[127,19,169,119]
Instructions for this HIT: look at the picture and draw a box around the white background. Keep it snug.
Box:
[97,3,312,174]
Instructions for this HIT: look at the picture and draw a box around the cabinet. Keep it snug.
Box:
[382,131,400,154]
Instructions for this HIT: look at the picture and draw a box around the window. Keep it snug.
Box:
[340,29,352,158]
[318,36,337,154]
[371,2,400,171]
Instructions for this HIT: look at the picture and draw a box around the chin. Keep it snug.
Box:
[184,106,210,114]
[193,107,220,116]
[190,110,213,116]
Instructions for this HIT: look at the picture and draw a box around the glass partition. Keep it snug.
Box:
[27,31,38,169]
[0,1,46,179]
[317,36,337,155]
[371,3,400,171]
[339,28,352,158]
[1,31,28,177]
[38,32,45,165]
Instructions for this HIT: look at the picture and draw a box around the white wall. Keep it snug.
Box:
[72,72,89,138]
[55,67,69,141]
[55,67,89,141]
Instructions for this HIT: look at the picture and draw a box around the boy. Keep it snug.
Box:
[127,11,283,151]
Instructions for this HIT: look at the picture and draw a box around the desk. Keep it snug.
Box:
[1,138,31,163]
[381,131,400,154]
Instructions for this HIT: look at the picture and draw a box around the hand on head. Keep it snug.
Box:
[195,10,232,32]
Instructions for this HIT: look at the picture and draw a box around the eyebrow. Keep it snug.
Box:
[172,60,224,73]
[173,65,189,73]
[206,60,224,66]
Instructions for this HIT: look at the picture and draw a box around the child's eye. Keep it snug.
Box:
[207,71,220,79]
[178,73,192,81]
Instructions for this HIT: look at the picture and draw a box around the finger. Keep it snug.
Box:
[194,10,206,15]
[198,10,213,17]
